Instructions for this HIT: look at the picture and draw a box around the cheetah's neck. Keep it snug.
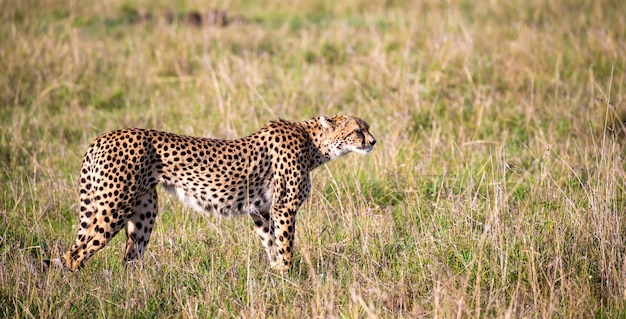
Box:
[298,117,333,170]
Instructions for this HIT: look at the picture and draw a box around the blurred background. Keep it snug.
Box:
[1,0,625,317]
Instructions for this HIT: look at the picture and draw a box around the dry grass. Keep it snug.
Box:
[1,0,626,317]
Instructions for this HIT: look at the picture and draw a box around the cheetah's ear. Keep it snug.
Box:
[320,115,334,130]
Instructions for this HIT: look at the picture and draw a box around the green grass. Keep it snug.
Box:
[2,0,626,317]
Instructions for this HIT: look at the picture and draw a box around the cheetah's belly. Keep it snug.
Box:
[162,185,209,216]
[162,183,273,217]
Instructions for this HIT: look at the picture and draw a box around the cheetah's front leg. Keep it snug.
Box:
[250,203,297,273]
[268,202,298,272]
[250,211,277,265]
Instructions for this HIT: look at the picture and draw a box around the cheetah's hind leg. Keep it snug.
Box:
[62,180,129,271]
[124,187,158,266]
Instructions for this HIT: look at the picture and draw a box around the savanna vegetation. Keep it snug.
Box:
[1,0,625,317]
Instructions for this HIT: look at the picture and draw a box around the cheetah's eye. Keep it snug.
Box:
[355,130,364,137]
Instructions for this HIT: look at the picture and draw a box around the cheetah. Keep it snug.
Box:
[56,115,375,273]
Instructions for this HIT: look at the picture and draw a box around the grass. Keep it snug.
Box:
[1,0,626,317]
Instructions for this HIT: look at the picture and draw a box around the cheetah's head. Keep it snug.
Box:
[319,115,376,159]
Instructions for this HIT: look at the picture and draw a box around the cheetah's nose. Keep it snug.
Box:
[371,139,376,146]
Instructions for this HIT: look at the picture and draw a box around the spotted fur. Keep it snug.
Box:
[59,115,375,272]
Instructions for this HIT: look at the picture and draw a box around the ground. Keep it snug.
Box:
[1,0,625,317]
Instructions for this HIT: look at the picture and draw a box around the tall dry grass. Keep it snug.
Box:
[1,0,626,317]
